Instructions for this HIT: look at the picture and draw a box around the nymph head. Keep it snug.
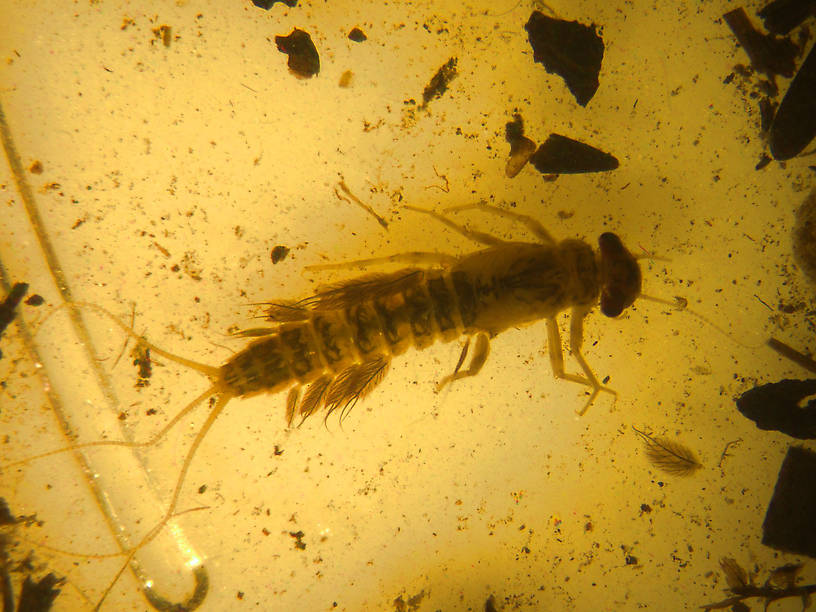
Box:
[598,232,642,317]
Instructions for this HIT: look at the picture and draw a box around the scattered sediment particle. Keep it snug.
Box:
[151,25,173,48]
[275,28,320,78]
[723,8,798,78]
[793,189,816,284]
[421,57,458,108]
[338,70,353,88]
[181,251,203,281]
[253,0,297,8]
[270,245,290,264]
[28,160,43,174]
[529,133,618,174]
[289,530,306,550]
[524,11,604,107]
[348,27,367,42]
[131,343,152,388]
[504,114,537,178]
[24,294,44,306]
[770,44,816,160]
[736,379,816,439]
[392,589,426,611]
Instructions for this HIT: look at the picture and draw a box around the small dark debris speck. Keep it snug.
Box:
[755,154,772,170]
[131,344,152,388]
[198,484,207,494]
[275,29,320,78]
[271,245,290,264]
[152,25,172,48]
[252,0,297,8]
[348,27,367,42]
[289,530,306,550]
[25,294,44,306]
[421,57,458,108]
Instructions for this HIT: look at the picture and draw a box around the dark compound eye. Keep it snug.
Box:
[598,233,641,317]
[601,288,626,317]
[598,232,623,254]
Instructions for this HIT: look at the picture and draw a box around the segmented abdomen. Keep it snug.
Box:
[219,268,469,405]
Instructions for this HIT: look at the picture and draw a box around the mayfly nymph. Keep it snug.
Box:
[13,201,659,609]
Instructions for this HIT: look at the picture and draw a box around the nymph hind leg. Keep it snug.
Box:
[404,205,507,246]
[546,310,616,415]
[306,251,457,272]
[436,333,490,390]
[444,202,556,245]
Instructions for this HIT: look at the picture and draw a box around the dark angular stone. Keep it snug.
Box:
[762,446,816,559]
[524,11,604,106]
[529,133,618,174]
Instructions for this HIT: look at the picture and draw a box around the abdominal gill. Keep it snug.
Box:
[632,426,702,477]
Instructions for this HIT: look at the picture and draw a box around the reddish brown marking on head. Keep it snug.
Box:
[598,233,641,317]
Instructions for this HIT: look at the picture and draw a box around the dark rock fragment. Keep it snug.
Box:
[253,0,297,8]
[348,27,367,42]
[723,8,798,78]
[770,43,816,160]
[524,11,604,106]
[736,379,816,439]
[762,446,816,559]
[758,0,816,35]
[529,133,618,174]
[793,189,816,284]
[275,28,319,78]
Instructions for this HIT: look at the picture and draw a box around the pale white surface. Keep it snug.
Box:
[0,1,814,611]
